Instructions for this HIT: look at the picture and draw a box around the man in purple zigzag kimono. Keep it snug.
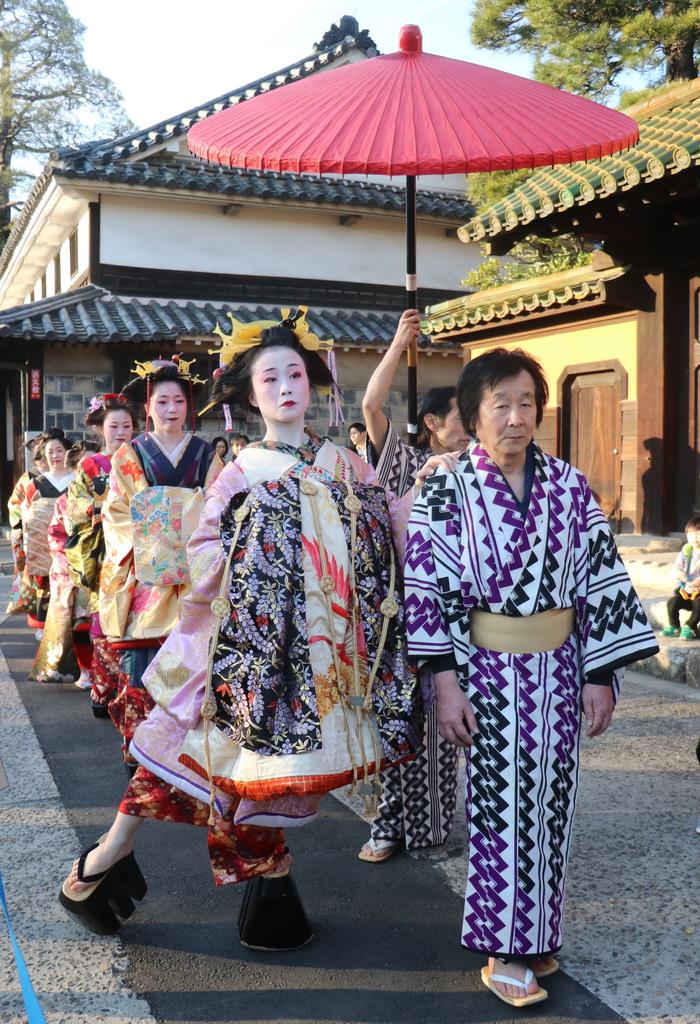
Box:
[404,347,658,1011]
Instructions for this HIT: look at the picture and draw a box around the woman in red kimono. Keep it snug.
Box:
[65,395,139,715]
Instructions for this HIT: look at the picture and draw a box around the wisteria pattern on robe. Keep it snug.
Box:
[405,442,658,957]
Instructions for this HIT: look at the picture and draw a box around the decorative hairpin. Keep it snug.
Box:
[88,393,129,413]
[130,355,206,386]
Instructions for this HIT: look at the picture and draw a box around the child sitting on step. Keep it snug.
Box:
[662,516,700,640]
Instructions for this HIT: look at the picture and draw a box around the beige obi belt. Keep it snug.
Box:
[470,607,575,654]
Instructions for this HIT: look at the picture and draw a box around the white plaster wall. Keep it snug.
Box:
[43,347,113,373]
[99,195,479,292]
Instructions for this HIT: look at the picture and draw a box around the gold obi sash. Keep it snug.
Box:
[470,607,575,654]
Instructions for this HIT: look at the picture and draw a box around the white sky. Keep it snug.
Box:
[64,0,535,130]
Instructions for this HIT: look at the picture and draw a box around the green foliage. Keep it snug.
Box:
[466,169,533,213]
[470,1,700,99]
[0,0,133,238]
[462,237,591,292]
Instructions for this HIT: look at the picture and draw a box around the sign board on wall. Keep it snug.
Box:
[30,369,41,401]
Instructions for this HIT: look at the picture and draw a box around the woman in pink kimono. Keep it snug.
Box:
[59,310,440,947]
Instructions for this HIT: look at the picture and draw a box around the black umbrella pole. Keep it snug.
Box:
[406,174,418,444]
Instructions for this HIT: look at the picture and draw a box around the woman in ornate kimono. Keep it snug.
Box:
[99,359,224,764]
[405,347,658,1009]
[6,433,49,615]
[59,310,432,947]
[31,442,100,683]
[65,395,139,716]
[22,430,74,635]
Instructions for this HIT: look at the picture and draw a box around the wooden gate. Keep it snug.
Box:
[560,362,626,524]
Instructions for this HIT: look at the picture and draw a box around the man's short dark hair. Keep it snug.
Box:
[457,348,548,435]
[685,515,700,532]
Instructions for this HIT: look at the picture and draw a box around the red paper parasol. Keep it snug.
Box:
[189,25,639,437]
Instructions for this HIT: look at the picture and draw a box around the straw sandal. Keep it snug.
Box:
[59,840,147,935]
[480,964,548,1008]
[529,955,560,978]
[357,838,401,863]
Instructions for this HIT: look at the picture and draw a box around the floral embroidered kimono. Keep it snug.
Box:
[65,453,119,705]
[21,471,75,628]
[130,436,421,833]
[6,470,37,614]
[99,433,222,755]
[31,493,91,682]
[405,443,658,959]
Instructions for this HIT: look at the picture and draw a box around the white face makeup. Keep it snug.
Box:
[249,347,311,433]
[101,409,135,455]
[44,438,69,471]
[474,370,538,463]
[145,381,188,434]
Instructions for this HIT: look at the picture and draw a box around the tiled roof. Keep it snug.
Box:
[0,286,449,348]
[422,264,631,337]
[59,30,377,168]
[460,80,700,244]
[55,156,472,219]
[1,21,470,279]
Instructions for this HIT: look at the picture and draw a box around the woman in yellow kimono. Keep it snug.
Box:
[59,311,443,946]
[98,359,224,764]
[65,395,139,716]
[22,430,74,634]
[6,433,49,615]
[31,442,99,683]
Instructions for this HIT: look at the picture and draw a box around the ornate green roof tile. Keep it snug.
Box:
[422,264,630,338]
[461,80,700,243]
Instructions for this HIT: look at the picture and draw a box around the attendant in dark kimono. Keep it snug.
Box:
[98,358,224,765]
[405,348,659,1008]
[359,308,470,863]
[22,430,74,634]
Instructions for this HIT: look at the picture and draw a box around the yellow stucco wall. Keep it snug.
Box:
[462,316,638,402]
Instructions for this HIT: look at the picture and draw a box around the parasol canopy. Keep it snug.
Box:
[189,25,639,434]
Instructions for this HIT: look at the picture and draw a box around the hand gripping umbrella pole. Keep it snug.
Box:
[406,174,418,443]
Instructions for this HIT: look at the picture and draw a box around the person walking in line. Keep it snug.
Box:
[211,436,229,462]
[59,310,435,948]
[358,308,470,863]
[405,347,658,1008]
[230,432,249,458]
[99,358,224,768]
[65,395,139,716]
[21,430,74,637]
[348,422,368,461]
[6,433,50,616]
[31,441,100,684]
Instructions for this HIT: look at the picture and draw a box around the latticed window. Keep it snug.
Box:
[69,229,79,277]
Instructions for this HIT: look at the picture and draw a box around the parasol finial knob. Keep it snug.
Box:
[399,24,422,53]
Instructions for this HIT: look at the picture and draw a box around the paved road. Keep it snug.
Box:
[0,564,698,1024]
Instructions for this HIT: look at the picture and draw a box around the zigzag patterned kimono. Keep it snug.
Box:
[405,443,658,958]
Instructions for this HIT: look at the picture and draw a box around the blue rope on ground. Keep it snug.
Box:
[0,866,47,1024]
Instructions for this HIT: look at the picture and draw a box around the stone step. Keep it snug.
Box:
[633,635,700,687]
[621,551,677,593]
